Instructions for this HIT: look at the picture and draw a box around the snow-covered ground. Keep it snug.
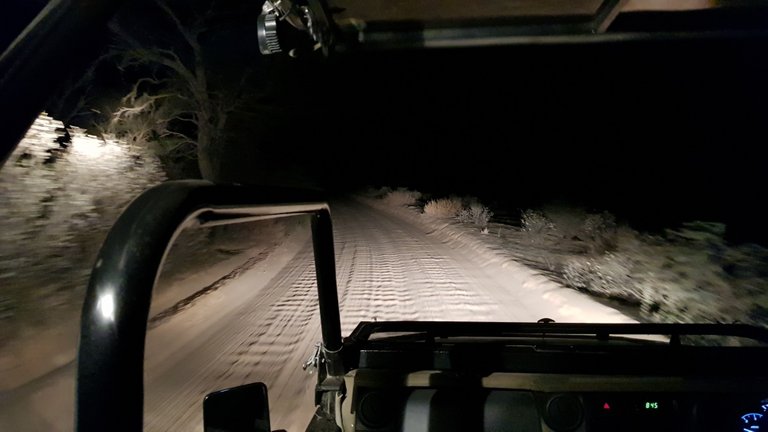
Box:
[0,198,631,431]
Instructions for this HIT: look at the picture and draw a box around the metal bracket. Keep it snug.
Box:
[592,0,630,33]
[303,342,323,373]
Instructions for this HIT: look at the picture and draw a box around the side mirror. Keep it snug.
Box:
[203,382,272,432]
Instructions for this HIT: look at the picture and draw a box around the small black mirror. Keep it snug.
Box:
[203,382,271,432]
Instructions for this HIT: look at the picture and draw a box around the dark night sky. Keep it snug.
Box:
[1,0,48,51]
[279,35,768,242]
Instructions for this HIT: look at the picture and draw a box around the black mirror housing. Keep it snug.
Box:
[203,382,271,432]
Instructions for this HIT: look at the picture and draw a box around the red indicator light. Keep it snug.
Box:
[603,403,611,410]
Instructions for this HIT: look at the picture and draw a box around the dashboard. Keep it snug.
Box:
[341,372,768,432]
[337,330,768,432]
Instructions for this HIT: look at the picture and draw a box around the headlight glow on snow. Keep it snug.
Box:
[72,135,108,159]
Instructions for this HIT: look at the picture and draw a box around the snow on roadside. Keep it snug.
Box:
[363,189,768,334]
[356,195,635,324]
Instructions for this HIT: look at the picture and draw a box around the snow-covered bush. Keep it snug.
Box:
[521,209,554,233]
[563,253,641,304]
[0,114,165,329]
[521,208,617,252]
[665,221,726,248]
[423,198,463,218]
[562,225,767,328]
[457,203,493,227]
[382,188,421,207]
[583,212,616,233]
[582,212,618,253]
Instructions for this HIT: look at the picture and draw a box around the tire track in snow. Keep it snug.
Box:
[332,202,506,333]
[148,249,274,329]
[144,241,322,432]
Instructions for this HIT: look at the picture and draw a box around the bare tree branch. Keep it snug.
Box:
[165,116,199,126]
[161,130,195,141]
[153,0,202,52]
[108,20,144,51]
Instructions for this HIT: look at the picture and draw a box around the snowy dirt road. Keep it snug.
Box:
[0,198,631,432]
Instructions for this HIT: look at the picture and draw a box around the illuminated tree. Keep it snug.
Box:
[102,77,198,163]
[107,0,254,180]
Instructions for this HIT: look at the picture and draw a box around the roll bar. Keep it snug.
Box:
[76,180,342,432]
